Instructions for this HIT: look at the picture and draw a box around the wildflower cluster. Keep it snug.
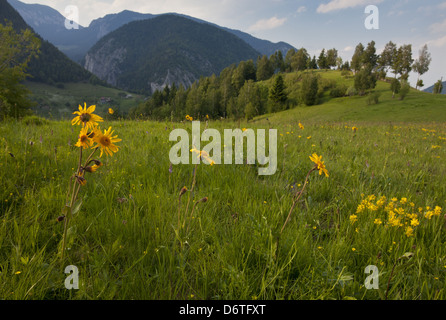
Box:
[185,115,193,121]
[350,194,443,238]
[60,103,121,260]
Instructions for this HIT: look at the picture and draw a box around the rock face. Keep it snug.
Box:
[84,39,126,87]
[149,68,197,93]
[83,14,261,94]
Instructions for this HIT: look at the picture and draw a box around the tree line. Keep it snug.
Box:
[130,39,437,121]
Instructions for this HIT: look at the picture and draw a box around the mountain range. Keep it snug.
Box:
[84,14,262,93]
[7,0,295,63]
[5,0,296,94]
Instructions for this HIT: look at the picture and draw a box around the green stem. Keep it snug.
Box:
[280,167,315,234]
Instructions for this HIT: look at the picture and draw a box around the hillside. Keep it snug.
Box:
[84,14,261,94]
[263,70,446,123]
[0,0,95,84]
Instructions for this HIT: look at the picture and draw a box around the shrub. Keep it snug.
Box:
[399,81,410,100]
[366,91,381,105]
[330,85,347,98]
[390,78,401,96]
[346,86,358,97]
[21,115,49,126]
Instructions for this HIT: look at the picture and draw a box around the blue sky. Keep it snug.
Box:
[19,0,446,87]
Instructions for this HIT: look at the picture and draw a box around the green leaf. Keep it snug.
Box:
[399,252,414,260]
[72,199,83,215]
[20,256,29,265]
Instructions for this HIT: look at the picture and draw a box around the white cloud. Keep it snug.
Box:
[316,0,384,14]
[439,2,446,10]
[297,6,307,13]
[343,46,354,52]
[427,35,446,48]
[429,18,446,34]
[247,16,287,32]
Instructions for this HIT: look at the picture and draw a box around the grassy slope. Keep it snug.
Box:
[258,70,446,124]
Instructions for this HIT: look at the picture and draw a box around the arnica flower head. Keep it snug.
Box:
[108,108,114,114]
[72,102,103,130]
[92,126,122,157]
[75,127,93,149]
[298,122,304,130]
[309,153,329,177]
[76,173,87,186]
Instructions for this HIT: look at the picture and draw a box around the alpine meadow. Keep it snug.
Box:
[1,0,446,304]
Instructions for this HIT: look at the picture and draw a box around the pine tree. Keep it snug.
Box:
[300,73,319,106]
[269,74,287,111]
[317,49,328,70]
[256,55,274,81]
[351,43,364,74]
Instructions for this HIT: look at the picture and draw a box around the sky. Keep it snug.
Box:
[17,0,446,88]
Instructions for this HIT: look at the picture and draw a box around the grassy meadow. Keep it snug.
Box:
[1,76,446,300]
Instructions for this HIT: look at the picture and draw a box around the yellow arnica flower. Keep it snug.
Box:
[309,153,329,177]
[93,126,122,157]
[349,214,358,224]
[298,122,304,130]
[108,108,114,114]
[72,103,103,129]
[75,127,93,149]
[374,218,383,225]
[405,226,414,237]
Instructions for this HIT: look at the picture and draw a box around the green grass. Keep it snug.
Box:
[1,73,446,300]
[24,81,144,119]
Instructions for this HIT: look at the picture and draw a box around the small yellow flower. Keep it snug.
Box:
[309,153,329,177]
[400,197,407,205]
[410,218,420,227]
[374,218,383,225]
[108,108,114,114]
[349,214,358,224]
[298,122,304,130]
[405,226,414,237]
[352,248,356,252]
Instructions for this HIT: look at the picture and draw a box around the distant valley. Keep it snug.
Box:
[7,0,296,94]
